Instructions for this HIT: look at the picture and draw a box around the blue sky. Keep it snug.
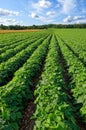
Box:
[0,0,86,25]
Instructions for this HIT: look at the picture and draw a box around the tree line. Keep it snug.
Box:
[0,24,86,30]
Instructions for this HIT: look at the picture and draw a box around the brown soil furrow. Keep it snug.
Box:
[20,101,35,130]
[59,36,86,67]
[56,36,86,130]
[19,35,52,130]
[20,60,45,130]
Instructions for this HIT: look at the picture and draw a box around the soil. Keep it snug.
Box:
[20,102,35,130]
[20,64,45,130]
[19,56,46,130]
[20,36,86,130]
[58,42,86,130]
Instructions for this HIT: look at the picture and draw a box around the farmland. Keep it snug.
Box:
[0,29,86,130]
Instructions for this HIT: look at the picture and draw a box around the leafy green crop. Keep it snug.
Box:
[0,29,86,129]
[56,33,86,123]
[33,35,80,130]
[0,34,51,129]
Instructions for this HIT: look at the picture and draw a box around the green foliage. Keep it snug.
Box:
[0,23,86,30]
[0,34,48,86]
[33,35,80,129]
[55,30,86,123]
[0,29,86,129]
[0,36,37,63]
[0,34,51,129]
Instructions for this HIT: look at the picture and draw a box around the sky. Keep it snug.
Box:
[0,0,86,25]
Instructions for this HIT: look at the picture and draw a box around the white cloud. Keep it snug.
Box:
[76,19,86,24]
[0,8,19,16]
[73,16,85,20]
[0,18,22,25]
[28,0,56,24]
[57,0,76,14]
[29,11,55,23]
[63,15,86,23]
[30,12,39,18]
[38,0,51,8]
[28,11,56,23]
[32,0,52,10]
[63,16,72,23]
[46,11,56,16]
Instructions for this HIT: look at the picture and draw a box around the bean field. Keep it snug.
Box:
[0,29,86,130]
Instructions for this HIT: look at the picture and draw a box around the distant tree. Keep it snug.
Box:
[0,23,86,30]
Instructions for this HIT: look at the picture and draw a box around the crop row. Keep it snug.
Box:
[0,35,51,130]
[0,34,38,54]
[59,37,86,64]
[0,31,46,47]
[0,33,22,43]
[0,32,47,54]
[0,33,30,48]
[0,32,40,46]
[0,30,85,130]
[0,34,48,86]
[0,34,45,63]
[57,35,86,123]
[0,38,27,54]
[33,35,79,130]
[56,29,86,62]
